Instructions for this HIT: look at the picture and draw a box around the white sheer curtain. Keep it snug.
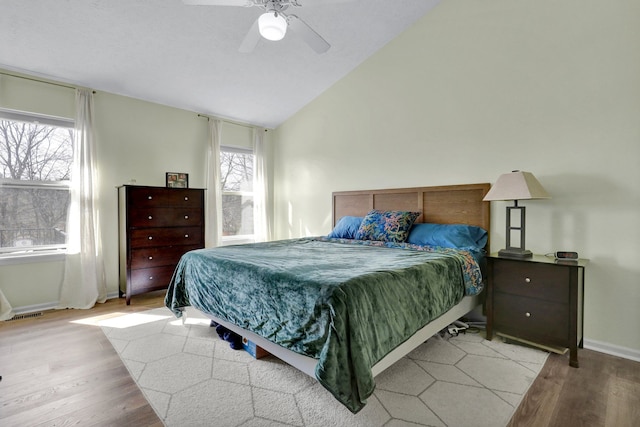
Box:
[253,128,271,242]
[57,89,107,309]
[205,118,223,247]
[0,290,14,321]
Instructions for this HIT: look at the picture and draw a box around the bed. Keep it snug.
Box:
[165,183,491,413]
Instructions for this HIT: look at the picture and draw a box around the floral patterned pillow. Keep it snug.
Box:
[355,210,421,243]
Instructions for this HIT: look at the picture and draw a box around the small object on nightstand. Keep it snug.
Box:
[549,251,580,264]
[555,251,579,260]
[485,253,588,368]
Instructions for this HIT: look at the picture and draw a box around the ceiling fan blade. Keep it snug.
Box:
[239,18,261,53]
[297,0,356,3]
[287,14,330,54]
[182,0,253,6]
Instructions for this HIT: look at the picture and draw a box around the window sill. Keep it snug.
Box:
[0,251,66,266]
[221,235,255,246]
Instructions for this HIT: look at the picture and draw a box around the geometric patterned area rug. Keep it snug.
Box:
[101,307,549,427]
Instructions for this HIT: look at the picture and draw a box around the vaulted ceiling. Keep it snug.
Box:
[1,0,441,128]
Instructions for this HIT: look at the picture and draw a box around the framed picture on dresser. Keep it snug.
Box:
[166,172,188,188]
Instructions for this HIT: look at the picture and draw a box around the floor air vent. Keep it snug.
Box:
[7,312,43,321]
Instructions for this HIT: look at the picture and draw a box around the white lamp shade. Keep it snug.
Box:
[483,171,551,201]
[258,12,287,41]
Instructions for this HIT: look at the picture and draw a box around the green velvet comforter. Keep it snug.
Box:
[165,237,483,413]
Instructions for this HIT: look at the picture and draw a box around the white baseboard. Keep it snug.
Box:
[10,291,121,316]
[584,339,640,363]
[12,301,58,315]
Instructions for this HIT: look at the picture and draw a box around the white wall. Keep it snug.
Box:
[272,0,640,355]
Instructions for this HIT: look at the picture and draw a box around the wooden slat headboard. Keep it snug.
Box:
[332,183,491,245]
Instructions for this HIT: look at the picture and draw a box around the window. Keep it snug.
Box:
[220,146,254,244]
[0,109,74,256]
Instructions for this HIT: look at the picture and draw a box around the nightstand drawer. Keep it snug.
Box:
[492,260,570,303]
[494,293,569,344]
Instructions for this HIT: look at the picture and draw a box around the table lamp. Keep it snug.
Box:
[483,171,551,258]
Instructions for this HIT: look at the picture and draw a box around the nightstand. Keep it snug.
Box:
[485,254,588,367]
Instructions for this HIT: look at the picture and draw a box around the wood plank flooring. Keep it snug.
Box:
[509,344,640,427]
[1,292,639,426]
[0,291,166,427]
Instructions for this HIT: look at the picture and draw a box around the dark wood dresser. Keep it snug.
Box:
[485,254,588,367]
[118,185,205,304]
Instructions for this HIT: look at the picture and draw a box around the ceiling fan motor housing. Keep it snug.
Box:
[263,0,289,13]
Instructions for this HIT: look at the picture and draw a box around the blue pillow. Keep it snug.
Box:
[328,216,363,239]
[407,223,488,249]
[355,210,420,243]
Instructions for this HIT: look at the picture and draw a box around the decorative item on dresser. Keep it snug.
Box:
[485,253,588,367]
[118,185,205,305]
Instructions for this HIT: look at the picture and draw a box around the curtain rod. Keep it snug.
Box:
[2,71,264,126]
[197,113,268,131]
[0,70,95,93]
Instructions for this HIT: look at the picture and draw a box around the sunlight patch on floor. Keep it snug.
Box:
[72,312,171,328]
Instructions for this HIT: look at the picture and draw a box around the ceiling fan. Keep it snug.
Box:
[183,0,351,54]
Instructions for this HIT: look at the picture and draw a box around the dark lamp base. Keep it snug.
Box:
[498,248,533,258]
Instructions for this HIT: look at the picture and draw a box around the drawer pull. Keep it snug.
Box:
[148,256,153,260]
[148,215,153,220]
[148,196,153,200]
[525,277,531,283]
[525,312,531,317]
[185,234,189,238]
[149,276,154,280]
[184,197,189,201]
[184,215,189,219]
[148,236,153,240]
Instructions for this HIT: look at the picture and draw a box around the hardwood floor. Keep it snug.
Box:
[509,346,640,427]
[0,291,166,427]
[1,292,639,427]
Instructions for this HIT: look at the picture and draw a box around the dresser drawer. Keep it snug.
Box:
[128,187,203,208]
[128,207,203,228]
[130,245,201,269]
[130,266,176,293]
[130,226,203,248]
[492,260,570,303]
[494,293,569,344]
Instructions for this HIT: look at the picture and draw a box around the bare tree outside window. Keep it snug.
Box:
[220,147,254,239]
[0,114,73,252]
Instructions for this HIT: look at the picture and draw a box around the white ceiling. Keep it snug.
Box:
[0,0,441,128]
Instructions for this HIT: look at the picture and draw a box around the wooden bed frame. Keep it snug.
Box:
[333,183,491,234]
[202,183,491,378]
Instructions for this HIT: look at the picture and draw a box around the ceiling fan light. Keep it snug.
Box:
[258,12,287,41]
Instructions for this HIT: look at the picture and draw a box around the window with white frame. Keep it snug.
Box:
[220,146,254,243]
[0,109,74,256]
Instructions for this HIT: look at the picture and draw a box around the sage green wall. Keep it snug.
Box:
[0,71,270,310]
[0,73,209,308]
[94,92,209,301]
[272,0,640,355]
